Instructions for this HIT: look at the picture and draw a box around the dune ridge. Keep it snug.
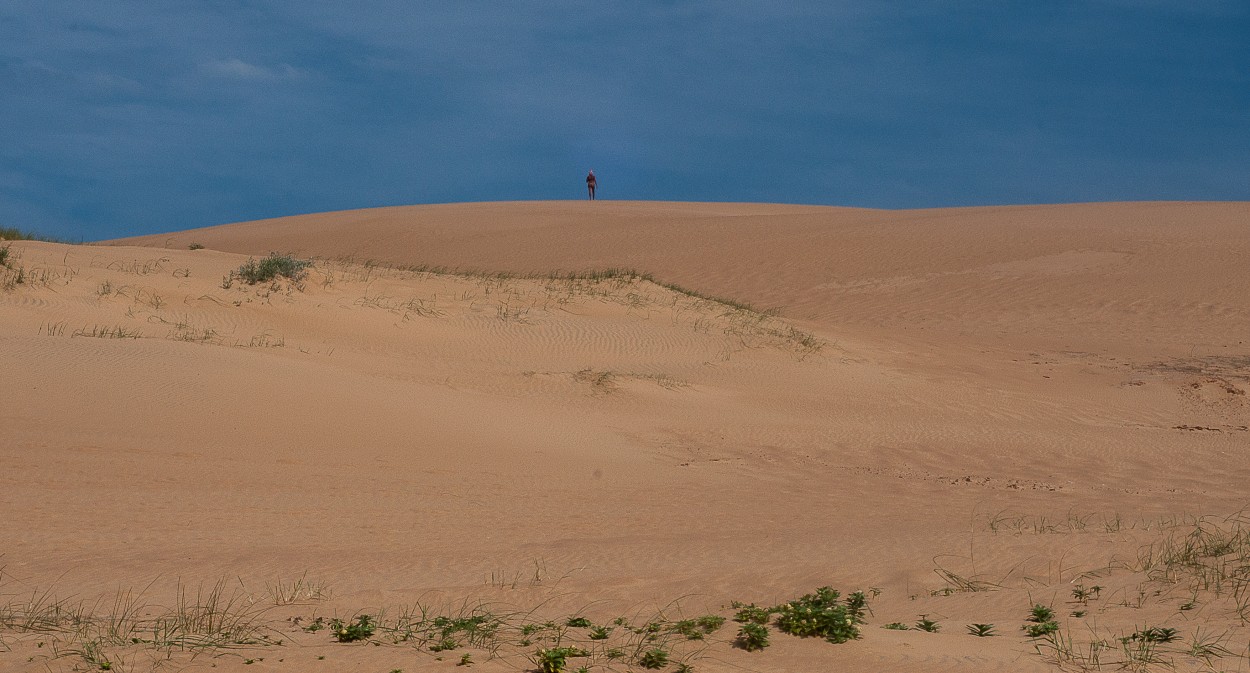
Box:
[1,200,1247,671]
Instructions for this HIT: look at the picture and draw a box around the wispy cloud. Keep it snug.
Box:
[200,58,306,81]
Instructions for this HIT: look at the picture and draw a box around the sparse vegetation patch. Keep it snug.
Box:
[230,253,311,285]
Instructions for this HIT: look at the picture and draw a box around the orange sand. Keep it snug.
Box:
[2,201,1248,672]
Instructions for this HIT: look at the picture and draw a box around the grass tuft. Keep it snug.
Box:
[231,253,311,285]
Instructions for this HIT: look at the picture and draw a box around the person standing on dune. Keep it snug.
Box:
[586,170,597,200]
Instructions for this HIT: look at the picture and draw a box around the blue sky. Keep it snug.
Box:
[2,2,1247,240]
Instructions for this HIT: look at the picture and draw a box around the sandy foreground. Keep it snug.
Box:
[2,200,1249,672]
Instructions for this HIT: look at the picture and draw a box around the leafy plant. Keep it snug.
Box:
[966,623,996,637]
[773,587,867,644]
[1028,604,1055,623]
[883,622,909,630]
[565,616,592,628]
[637,646,669,669]
[588,625,610,640]
[735,623,770,651]
[733,604,771,624]
[915,616,940,633]
[188,243,205,250]
[1070,585,1101,604]
[1024,621,1059,638]
[672,615,724,640]
[534,646,588,673]
[329,614,375,642]
[695,614,725,632]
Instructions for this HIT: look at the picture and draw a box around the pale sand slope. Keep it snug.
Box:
[0,200,1243,672]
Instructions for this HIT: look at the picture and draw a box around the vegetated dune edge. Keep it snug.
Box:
[110,199,1250,354]
[0,200,1246,672]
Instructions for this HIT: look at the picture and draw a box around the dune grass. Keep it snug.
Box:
[227,252,312,286]
[0,572,870,672]
[314,256,826,359]
[9,512,1250,672]
[0,226,67,243]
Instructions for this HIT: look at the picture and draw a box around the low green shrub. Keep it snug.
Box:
[329,614,375,642]
[735,623,770,651]
[534,646,587,673]
[773,587,866,644]
[234,253,311,285]
[637,647,669,669]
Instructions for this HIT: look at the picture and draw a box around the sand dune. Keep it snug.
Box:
[2,201,1249,672]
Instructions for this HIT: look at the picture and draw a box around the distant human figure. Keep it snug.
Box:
[586,170,597,200]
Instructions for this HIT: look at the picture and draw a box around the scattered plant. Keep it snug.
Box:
[429,636,458,651]
[966,623,996,637]
[1028,604,1055,623]
[733,604,771,624]
[1070,585,1101,604]
[735,623,769,651]
[329,614,375,642]
[533,646,588,673]
[637,646,669,669]
[1125,626,1178,643]
[1024,621,1060,638]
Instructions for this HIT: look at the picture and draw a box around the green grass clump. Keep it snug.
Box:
[565,616,592,628]
[233,253,311,285]
[773,587,867,644]
[0,226,63,242]
[1024,603,1058,638]
[882,622,909,630]
[430,613,499,647]
[329,614,375,642]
